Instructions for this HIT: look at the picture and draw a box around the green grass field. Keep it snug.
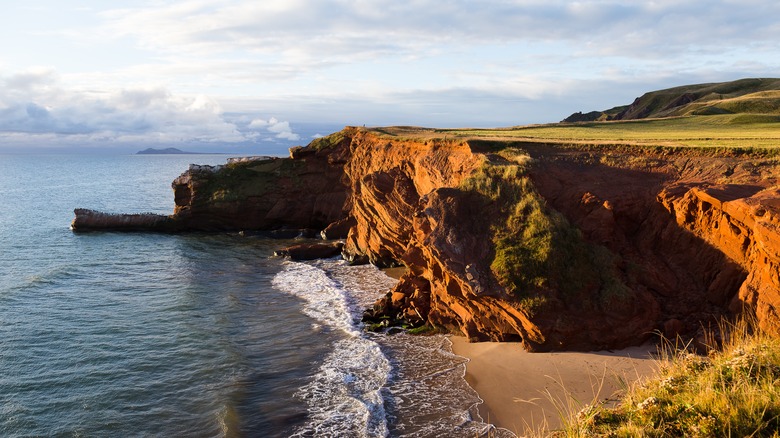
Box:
[372,114,780,149]
[369,78,780,149]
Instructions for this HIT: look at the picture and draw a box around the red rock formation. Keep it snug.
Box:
[273,241,345,261]
[72,128,780,351]
[397,187,550,346]
[348,140,780,350]
[528,148,780,345]
[71,208,175,231]
[340,133,482,267]
[660,184,780,334]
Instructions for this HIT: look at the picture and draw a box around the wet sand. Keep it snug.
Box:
[450,337,659,436]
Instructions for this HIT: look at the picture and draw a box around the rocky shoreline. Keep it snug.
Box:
[73,127,780,351]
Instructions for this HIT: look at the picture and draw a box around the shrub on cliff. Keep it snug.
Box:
[558,317,780,437]
[460,148,633,315]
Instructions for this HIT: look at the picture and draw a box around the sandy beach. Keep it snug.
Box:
[450,336,660,436]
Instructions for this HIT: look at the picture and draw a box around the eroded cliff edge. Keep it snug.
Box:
[73,127,780,351]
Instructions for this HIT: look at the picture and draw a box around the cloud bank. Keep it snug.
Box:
[102,1,780,62]
[0,70,304,152]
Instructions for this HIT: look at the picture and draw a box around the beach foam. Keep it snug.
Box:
[274,258,513,438]
[273,260,391,437]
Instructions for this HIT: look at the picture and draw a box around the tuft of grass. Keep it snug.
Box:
[556,316,780,437]
[459,149,633,314]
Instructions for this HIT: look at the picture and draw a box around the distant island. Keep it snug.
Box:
[137,147,201,154]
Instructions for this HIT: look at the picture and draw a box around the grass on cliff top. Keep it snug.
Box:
[459,149,633,314]
[307,130,347,151]
[369,114,780,150]
[555,317,780,437]
[195,158,307,204]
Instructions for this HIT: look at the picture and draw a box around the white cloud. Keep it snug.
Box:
[248,118,269,128]
[246,117,300,141]
[0,70,302,150]
[99,1,780,63]
[266,118,300,141]
[186,94,222,113]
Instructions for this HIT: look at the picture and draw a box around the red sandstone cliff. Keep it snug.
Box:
[526,147,780,348]
[72,128,780,351]
[660,183,780,335]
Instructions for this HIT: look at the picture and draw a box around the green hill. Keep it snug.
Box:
[564,78,780,122]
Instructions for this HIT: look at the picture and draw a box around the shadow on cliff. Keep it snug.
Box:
[528,152,749,347]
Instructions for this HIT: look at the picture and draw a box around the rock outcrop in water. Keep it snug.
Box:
[71,208,175,231]
[170,158,347,231]
[73,128,780,351]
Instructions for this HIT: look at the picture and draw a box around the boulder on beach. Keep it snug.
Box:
[274,241,345,261]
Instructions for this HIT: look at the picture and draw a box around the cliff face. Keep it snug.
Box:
[526,148,780,348]
[170,155,348,232]
[660,184,780,334]
[339,131,482,266]
[73,127,780,351]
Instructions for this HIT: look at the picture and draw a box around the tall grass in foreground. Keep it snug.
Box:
[553,317,780,437]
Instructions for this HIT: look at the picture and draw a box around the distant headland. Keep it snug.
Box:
[137,147,205,155]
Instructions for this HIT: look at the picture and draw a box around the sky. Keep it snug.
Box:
[1,1,779,154]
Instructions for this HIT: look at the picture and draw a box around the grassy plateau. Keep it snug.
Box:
[372,114,780,150]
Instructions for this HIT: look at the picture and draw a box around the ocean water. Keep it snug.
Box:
[0,154,505,437]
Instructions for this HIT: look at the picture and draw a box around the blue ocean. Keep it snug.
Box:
[0,154,500,437]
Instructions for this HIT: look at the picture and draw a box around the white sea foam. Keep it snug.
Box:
[272,260,391,437]
[273,261,357,333]
[273,258,515,438]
